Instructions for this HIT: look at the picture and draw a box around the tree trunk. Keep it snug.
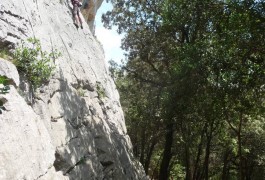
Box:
[203,136,211,180]
[193,124,207,179]
[159,123,174,180]
[201,122,213,180]
[144,139,157,173]
[238,112,243,180]
[185,143,193,180]
[222,149,230,180]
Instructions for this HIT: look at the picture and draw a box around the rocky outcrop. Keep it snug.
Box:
[0,0,147,179]
[0,59,66,180]
[0,58,19,87]
[82,0,104,33]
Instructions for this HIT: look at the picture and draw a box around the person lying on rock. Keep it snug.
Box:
[71,0,83,29]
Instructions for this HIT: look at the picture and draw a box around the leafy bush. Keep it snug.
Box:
[13,38,61,90]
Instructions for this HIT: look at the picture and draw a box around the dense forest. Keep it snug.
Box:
[103,0,265,179]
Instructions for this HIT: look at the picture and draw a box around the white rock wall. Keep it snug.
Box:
[81,0,104,33]
[0,0,147,179]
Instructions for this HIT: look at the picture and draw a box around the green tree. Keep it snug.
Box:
[105,0,265,179]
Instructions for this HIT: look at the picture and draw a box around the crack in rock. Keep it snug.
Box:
[7,32,21,40]
[33,165,53,180]
[0,17,27,36]
[67,117,84,130]
[1,10,25,20]
[51,115,63,122]
[64,153,92,175]
[57,135,79,148]
[50,89,63,99]
[100,161,114,168]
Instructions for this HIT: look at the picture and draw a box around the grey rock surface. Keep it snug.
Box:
[0,85,61,180]
[0,58,19,87]
[0,0,147,179]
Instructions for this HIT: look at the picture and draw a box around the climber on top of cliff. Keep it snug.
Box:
[71,0,83,29]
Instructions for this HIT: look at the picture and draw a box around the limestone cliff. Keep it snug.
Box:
[81,0,104,33]
[0,0,147,179]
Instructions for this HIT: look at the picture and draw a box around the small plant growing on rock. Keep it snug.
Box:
[77,156,86,165]
[96,82,106,99]
[77,88,86,97]
[0,76,10,94]
[0,75,10,114]
[13,38,61,90]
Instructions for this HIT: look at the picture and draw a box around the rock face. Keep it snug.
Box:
[0,0,147,180]
[81,0,104,33]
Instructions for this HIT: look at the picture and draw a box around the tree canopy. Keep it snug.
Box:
[104,0,265,179]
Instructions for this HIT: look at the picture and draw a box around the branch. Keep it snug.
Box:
[123,66,166,87]
[226,119,238,134]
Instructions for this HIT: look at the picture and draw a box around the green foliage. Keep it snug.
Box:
[76,156,86,165]
[77,88,86,97]
[105,0,265,179]
[170,163,185,179]
[96,82,106,99]
[0,76,10,94]
[0,75,10,114]
[13,38,61,90]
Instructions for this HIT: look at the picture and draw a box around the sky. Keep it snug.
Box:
[95,1,124,65]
